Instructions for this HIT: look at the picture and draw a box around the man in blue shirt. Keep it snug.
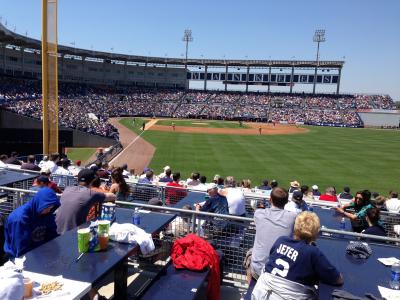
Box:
[4,188,60,258]
[196,183,229,215]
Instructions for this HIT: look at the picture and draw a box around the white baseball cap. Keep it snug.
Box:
[312,185,319,190]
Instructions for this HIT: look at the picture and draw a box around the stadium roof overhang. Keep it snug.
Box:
[0,23,344,69]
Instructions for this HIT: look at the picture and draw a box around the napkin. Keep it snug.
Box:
[378,286,400,299]
[109,223,155,255]
[378,257,400,266]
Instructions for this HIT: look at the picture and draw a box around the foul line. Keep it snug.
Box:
[109,119,158,165]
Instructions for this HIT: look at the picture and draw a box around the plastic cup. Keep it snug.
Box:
[98,220,110,235]
[101,203,116,221]
[99,234,109,251]
[77,228,90,253]
[23,278,33,298]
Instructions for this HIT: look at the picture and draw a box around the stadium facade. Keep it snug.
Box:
[0,22,344,94]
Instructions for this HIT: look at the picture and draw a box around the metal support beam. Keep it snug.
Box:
[224,64,228,92]
[336,68,342,95]
[81,56,85,80]
[290,65,294,93]
[21,47,24,75]
[268,65,271,93]
[204,65,207,91]
[246,65,250,93]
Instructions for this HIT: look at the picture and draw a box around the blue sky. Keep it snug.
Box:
[1,0,399,99]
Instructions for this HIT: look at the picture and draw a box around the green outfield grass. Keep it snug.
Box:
[66,147,96,162]
[119,117,148,135]
[156,119,250,129]
[120,118,400,195]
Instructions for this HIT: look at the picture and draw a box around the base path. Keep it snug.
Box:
[108,118,157,173]
[149,121,308,135]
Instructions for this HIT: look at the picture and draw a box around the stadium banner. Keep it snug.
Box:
[42,0,59,154]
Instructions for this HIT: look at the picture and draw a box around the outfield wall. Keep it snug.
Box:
[358,111,400,127]
[0,109,115,154]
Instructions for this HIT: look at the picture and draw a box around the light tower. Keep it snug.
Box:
[312,29,326,94]
[182,29,193,70]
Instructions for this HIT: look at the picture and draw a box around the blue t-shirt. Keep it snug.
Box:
[265,236,340,286]
[200,194,229,215]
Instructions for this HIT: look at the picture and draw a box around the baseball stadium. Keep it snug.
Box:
[0,1,400,300]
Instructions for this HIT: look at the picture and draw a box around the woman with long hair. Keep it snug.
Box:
[110,167,130,201]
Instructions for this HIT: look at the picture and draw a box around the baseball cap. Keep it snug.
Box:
[312,185,319,190]
[163,165,171,171]
[78,169,96,184]
[213,174,220,181]
[36,176,50,184]
[206,183,218,191]
[76,160,81,166]
[292,190,303,201]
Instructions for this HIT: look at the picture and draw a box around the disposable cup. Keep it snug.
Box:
[99,234,109,251]
[98,220,110,234]
[101,203,116,221]
[23,277,33,298]
[77,228,90,253]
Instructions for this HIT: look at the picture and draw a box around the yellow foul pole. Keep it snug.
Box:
[42,0,59,154]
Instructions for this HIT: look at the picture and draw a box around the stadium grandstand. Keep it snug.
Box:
[1,5,400,300]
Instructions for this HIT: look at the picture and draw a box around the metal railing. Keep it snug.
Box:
[1,185,399,289]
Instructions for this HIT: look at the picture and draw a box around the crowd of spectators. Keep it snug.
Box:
[0,76,397,137]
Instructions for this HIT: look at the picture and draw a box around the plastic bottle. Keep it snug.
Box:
[339,217,346,231]
[390,261,400,289]
[132,208,140,225]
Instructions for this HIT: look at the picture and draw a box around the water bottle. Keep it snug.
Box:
[339,217,346,231]
[132,208,140,225]
[390,261,400,289]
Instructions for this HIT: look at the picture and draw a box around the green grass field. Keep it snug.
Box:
[66,147,96,162]
[156,119,250,129]
[120,118,400,195]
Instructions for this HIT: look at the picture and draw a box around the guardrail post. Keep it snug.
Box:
[191,213,196,233]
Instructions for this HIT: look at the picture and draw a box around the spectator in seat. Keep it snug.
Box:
[301,185,314,202]
[288,181,300,193]
[138,169,154,184]
[38,155,48,169]
[44,153,59,173]
[4,187,60,258]
[192,175,207,192]
[187,172,201,187]
[0,154,8,167]
[335,190,374,232]
[258,179,272,191]
[338,186,353,200]
[109,168,130,201]
[372,195,387,211]
[21,155,40,171]
[40,168,62,194]
[385,191,400,213]
[252,212,343,300]
[196,183,229,215]
[56,169,115,234]
[159,168,173,183]
[53,159,72,176]
[250,187,297,282]
[5,151,21,165]
[219,176,246,216]
[311,185,321,196]
[271,180,278,189]
[241,179,252,192]
[319,186,338,202]
[362,208,386,237]
[165,172,187,205]
[285,191,308,214]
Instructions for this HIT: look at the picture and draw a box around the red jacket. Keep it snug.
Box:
[171,234,220,300]
[319,194,338,202]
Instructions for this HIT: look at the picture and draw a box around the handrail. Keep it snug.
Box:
[0,185,399,243]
